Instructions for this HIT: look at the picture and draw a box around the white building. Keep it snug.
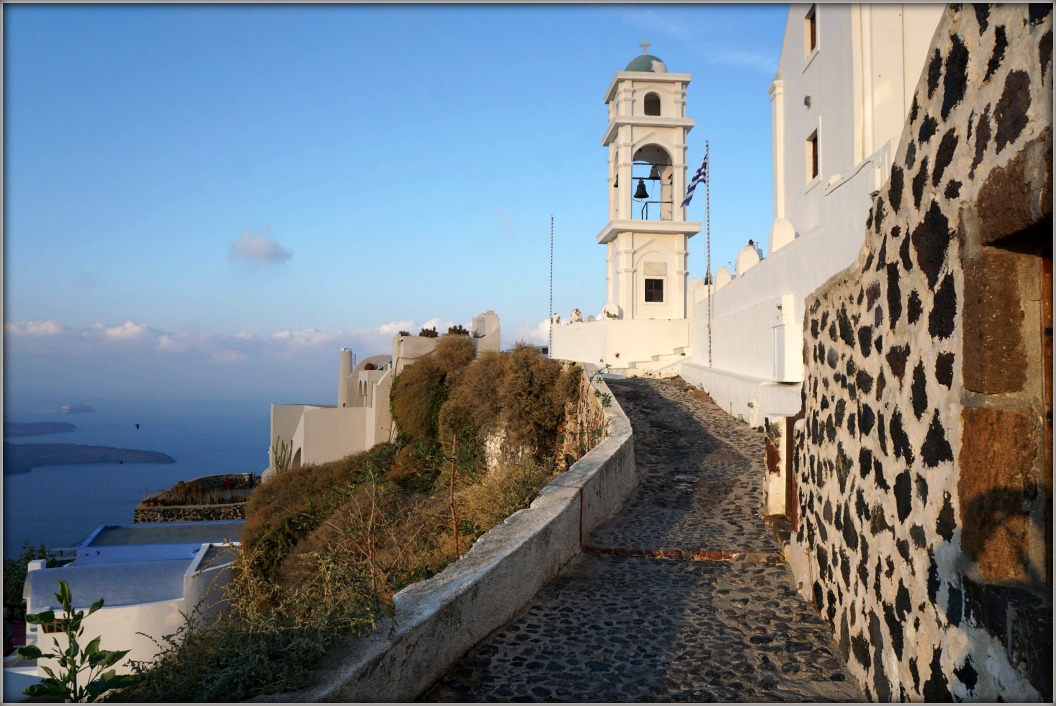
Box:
[551,48,701,376]
[7,521,242,697]
[265,310,500,477]
[680,3,946,426]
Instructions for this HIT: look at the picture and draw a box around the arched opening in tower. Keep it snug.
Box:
[631,144,673,221]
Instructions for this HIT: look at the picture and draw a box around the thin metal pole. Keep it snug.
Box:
[706,140,712,367]
[549,213,554,358]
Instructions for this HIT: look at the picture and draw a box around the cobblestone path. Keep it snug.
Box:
[422,377,862,702]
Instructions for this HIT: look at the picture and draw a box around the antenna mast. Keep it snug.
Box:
[549,213,554,358]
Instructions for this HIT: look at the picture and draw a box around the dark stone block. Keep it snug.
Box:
[913,155,929,209]
[936,491,956,541]
[994,70,1031,153]
[859,446,873,479]
[842,504,859,552]
[1042,30,1052,79]
[827,589,838,623]
[927,550,940,603]
[906,138,917,170]
[948,583,963,629]
[911,361,928,419]
[1029,3,1052,24]
[858,403,875,437]
[847,411,856,433]
[887,263,903,326]
[873,198,886,233]
[856,487,869,519]
[903,287,920,322]
[838,613,850,660]
[915,473,929,506]
[921,410,954,467]
[935,352,954,388]
[901,236,915,273]
[954,655,978,696]
[825,413,836,442]
[851,630,871,668]
[840,546,852,585]
[828,320,837,342]
[836,442,852,492]
[972,3,989,32]
[835,398,846,427]
[856,369,874,395]
[890,409,914,463]
[932,128,959,187]
[922,646,952,701]
[875,233,888,271]
[812,581,824,611]
[942,33,970,119]
[895,470,913,522]
[874,306,884,330]
[817,545,829,580]
[886,343,910,381]
[919,113,939,144]
[826,346,839,369]
[970,106,991,179]
[882,599,908,662]
[823,498,833,523]
[929,272,957,340]
[896,579,912,620]
[910,524,928,548]
[911,200,951,289]
[888,165,904,213]
[870,612,891,701]
[985,25,1007,83]
[944,179,962,198]
[870,503,892,535]
[866,281,881,310]
[838,307,855,346]
[909,657,920,694]
[874,458,889,491]
[810,317,819,338]
[877,412,887,454]
[926,47,942,99]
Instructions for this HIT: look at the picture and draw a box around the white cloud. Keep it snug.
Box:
[100,320,151,340]
[229,227,292,265]
[511,318,551,347]
[4,320,64,336]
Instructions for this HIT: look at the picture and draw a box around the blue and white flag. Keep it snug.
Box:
[681,153,709,208]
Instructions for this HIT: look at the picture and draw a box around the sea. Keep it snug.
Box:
[3,395,271,559]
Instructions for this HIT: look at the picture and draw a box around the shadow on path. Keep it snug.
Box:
[421,377,862,702]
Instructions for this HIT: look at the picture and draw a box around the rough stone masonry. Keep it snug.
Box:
[790,4,1052,702]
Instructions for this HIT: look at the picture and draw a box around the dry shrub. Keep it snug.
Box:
[499,343,575,458]
[462,455,558,529]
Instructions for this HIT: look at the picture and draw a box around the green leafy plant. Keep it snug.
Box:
[271,437,293,473]
[17,579,138,702]
[4,542,62,619]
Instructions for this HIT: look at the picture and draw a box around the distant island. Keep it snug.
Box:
[59,404,95,414]
[4,422,77,438]
[3,442,176,474]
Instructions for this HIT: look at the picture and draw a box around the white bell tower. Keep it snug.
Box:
[598,44,701,321]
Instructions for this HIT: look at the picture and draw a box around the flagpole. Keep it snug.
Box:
[548,213,554,358]
[706,140,712,368]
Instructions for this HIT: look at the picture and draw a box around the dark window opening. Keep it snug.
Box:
[644,93,661,116]
[806,5,817,54]
[807,130,819,181]
[645,278,664,302]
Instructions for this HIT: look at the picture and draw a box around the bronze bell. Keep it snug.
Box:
[634,178,649,199]
[647,165,661,180]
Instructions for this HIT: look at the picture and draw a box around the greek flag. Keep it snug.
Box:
[681,154,709,208]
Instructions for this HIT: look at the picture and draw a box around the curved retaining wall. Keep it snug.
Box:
[253,366,636,702]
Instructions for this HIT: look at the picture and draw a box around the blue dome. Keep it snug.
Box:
[625,54,667,72]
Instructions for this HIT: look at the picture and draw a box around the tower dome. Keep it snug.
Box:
[625,54,667,73]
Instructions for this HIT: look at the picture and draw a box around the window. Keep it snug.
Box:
[644,92,661,116]
[806,130,819,181]
[645,278,664,302]
[805,5,817,56]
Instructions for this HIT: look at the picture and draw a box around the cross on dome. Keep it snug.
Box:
[640,40,650,54]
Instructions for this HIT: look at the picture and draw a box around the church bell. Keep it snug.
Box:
[633,178,650,200]
[647,165,661,180]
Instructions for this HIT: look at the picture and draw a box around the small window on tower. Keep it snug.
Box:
[805,5,818,56]
[645,278,664,302]
[806,130,819,181]
[644,92,661,116]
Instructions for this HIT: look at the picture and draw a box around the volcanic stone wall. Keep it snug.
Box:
[790,5,1051,702]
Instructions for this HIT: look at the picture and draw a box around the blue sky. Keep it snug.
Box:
[4,3,789,406]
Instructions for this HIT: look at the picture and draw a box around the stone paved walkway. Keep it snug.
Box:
[421,377,863,702]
